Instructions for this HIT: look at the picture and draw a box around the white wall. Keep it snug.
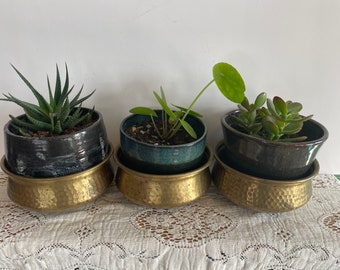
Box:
[0,0,339,173]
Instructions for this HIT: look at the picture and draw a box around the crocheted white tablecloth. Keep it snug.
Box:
[0,172,339,270]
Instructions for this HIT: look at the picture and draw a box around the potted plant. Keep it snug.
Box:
[120,86,211,174]
[210,62,328,211]
[0,64,114,211]
[115,78,218,208]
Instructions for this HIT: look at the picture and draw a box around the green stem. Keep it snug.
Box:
[183,79,215,119]
[151,116,162,139]
[169,79,215,139]
[167,119,181,140]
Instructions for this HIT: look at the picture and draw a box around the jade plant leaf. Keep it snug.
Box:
[287,102,303,114]
[273,96,287,117]
[254,92,267,110]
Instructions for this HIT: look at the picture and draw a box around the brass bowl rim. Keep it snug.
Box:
[1,142,114,183]
[214,141,320,184]
[114,145,213,180]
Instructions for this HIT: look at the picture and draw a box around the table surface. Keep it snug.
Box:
[0,171,339,270]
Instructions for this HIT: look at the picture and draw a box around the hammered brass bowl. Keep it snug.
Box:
[114,146,212,208]
[212,142,319,212]
[0,143,114,212]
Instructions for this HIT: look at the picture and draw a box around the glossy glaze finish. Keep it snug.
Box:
[1,144,114,211]
[120,111,207,174]
[114,146,212,208]
[221,110,328,180]
[212,142,319,212]
[4,109,108,177]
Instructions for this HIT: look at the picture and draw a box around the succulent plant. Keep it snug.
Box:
[1,64,95,136]
[212,62,313,142]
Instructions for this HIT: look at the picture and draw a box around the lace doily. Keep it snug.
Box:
[0,172,339,269]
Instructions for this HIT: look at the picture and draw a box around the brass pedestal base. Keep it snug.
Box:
[212,142,319,212]
[114,147,213,208]
[1,144,114,212]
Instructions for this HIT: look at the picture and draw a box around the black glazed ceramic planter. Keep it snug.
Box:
[221,110,328,180]
[120,111,207,174]
[4,108,109,178]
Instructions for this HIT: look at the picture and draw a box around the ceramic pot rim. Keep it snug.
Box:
[1,142,114,183]
[120,111,207,149]
[214,141,319,184]
[114,145,213,179]
[4,108,102,141]
[221,109,329,146]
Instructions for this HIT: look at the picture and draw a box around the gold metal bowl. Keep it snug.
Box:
[212,142,319,212]
[114,146,213,208]
[1,143,114,212]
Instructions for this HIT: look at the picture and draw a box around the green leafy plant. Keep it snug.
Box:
[1,64,95,136]
[212,62,312,142]
[129,79,214,141]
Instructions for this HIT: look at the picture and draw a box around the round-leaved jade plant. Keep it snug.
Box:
[212,62,313,142]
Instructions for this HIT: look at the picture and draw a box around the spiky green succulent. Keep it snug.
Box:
[1,64,95,136]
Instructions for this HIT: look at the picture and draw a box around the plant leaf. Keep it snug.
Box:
[160,86,167,103]
[283,121,303,135]
[129,107,157,117]
[59,98,70,123]
[9,115,40,132]
[69,88,95,108]
[47,75,56,110]
[66,110,90,129]
[172,105,202,118]
[287,114,313,123]
[262,118,280,136]
[254,92,267,110]
[212,62,245,104]
[63,106,82,129]
[25,112,52,130]
[10,64,52,116]
[240,96,250,110]
[54,120,62,134]
[54,64,62,106]
[287,102,303,114]
[249,110,257,124]
[179,119,197,139]
[60,63,69,104]
[266,98,280,119]
[153,91,177,120]
[273,96,287,117]
[2,93,48,121]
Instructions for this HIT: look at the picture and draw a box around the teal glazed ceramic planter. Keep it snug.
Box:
[4,108,109,178]
[120,111,207,174]
[221,110,328,180]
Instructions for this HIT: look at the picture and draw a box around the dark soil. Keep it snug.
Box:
[125,120,196,146]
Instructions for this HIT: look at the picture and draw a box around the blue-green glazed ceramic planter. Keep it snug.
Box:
[120,111,207,174]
